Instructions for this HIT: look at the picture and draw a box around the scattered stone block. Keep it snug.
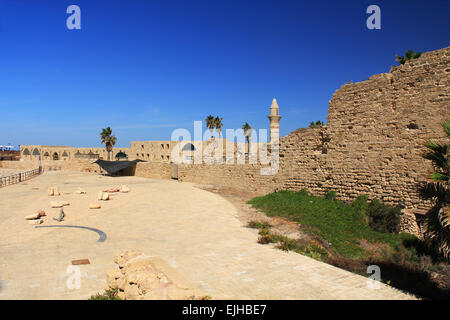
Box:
[53,208,65,222]
[48,186,60,196]
[120,185,130,193]
[29,219,43,225]
[101,192,110,201]
[50,201,70,208]
[75,187,87,194]
[37,209,46,217]
[89,204,101,209]
[25,213,40,220]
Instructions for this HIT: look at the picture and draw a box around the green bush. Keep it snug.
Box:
[352,194,369,213]
[247,221,271,229]
[324,190,337,201]
[89,287,121,300]
[366,199,401,234]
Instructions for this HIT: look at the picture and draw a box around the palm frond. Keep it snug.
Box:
[441,121,450,138]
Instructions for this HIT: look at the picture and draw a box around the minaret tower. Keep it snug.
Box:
[268,98,281,144]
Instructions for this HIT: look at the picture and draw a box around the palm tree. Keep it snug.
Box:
[205,115,215,139]
[214,116,223,138]
[419,121,450,258]
[396,50,422,65]
[242,122,252,152]
[100,127,117,161]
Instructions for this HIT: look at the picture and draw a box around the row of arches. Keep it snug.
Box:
[21,148,69,160]
[21,148,130,161]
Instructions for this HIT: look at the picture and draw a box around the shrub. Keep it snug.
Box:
[89,287,121,300]
[247,221,271,229]
[324,190,337,201]
[366,199,401,234]
[395,50,422,65]
[352,195,369,213]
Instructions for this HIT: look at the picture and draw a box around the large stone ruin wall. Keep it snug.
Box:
[2,47,448,234]
[177,46,450,211]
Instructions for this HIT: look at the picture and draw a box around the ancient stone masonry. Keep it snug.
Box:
[6,46,449,235]
[178,47,449,214]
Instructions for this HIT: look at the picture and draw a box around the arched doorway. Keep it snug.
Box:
[32,148,40,159]
[182,143,195,163]
[22,148,30,159]
[52,152,59,160]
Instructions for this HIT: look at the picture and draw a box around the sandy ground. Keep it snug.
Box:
[0,171,416,300]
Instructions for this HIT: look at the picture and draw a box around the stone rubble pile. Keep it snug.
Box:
[105,251,207,300]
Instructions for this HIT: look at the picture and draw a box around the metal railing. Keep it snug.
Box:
[0,167,42,188]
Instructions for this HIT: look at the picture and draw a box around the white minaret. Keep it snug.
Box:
[268,98,281,144]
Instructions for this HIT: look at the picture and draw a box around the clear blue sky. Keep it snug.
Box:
[0,0,449,148]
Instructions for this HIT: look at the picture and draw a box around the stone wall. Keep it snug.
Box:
[280,47,449,209]
[177,46,449,212]
[0,159,100,173]
[134,162,172,180]
[4,46,449,235]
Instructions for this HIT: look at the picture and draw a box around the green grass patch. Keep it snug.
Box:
[248,190,413,259]
[248,190,449,299]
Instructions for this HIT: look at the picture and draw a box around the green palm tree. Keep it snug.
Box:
[242,122,252,148]
[214,116,223,138]
[100,127,117,161]
[420,121,450,258]
[205,115,215,139]
[396,50,422,65]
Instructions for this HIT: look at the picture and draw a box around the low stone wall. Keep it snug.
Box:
[178,162,278,195]
[0,167,41,187]
[0,160,36,170]
[0,159,101,173]
[134,162,172,180]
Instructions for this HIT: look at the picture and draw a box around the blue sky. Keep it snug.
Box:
[0,0,449,148]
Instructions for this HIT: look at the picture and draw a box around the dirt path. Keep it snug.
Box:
[0,171,416,299]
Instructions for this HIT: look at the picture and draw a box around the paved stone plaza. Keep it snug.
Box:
[0,171,417,299]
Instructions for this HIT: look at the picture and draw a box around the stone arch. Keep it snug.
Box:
[182,143,196,151]
[32,148,40,156]
[115,151,128,160]
[22,148,30,156]
[52,152,59,160]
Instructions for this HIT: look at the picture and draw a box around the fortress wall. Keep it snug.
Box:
[5,47,448,230]
[317,46,449,208]
[134,162,172,180]
[177,47,449,212]
[177,162,279,195]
